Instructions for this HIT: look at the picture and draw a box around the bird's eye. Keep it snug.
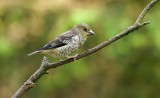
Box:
[84,28,87,31]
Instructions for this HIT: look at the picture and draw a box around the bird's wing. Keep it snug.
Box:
[38,31,76,50]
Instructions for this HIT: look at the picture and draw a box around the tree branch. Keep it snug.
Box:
[12,0,159,98]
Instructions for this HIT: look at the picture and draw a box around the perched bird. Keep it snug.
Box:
[28,23,95,59]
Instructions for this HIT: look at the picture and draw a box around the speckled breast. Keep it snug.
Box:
[54,43,80,58]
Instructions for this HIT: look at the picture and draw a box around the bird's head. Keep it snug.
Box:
[73,23,95,38]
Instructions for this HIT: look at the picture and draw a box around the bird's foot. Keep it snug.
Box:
[67,54,78,61]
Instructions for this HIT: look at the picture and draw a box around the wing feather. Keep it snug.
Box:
[38,30,76,50]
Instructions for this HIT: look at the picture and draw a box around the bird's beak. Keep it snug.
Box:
[87,29,95,36]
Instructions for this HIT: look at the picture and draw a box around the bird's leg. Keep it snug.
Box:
[67,54,78,61]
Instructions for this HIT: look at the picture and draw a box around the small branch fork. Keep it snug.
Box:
[12,0,159,98]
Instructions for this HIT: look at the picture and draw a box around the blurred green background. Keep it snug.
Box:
[0,0,160,98]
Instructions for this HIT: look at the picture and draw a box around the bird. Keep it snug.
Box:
[28,23,95,60]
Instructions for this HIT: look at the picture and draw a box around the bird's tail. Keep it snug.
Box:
[27,50,41,56]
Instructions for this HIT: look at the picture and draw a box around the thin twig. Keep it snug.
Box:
[135,0,159,24]
[11,0,159,98]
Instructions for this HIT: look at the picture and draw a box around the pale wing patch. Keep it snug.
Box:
[71,35,80,44]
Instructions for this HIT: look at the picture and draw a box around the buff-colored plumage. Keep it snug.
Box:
[28,23,95,59]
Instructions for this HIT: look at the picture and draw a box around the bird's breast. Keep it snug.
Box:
[55,43,80,57]
[53,35,86,58]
